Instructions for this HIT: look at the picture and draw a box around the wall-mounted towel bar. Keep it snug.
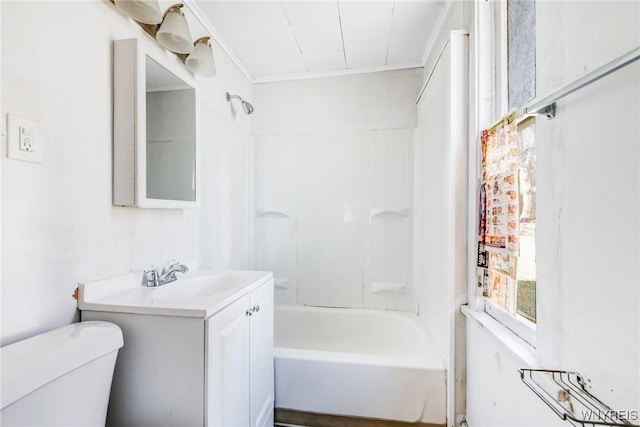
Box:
[520,47,640,120]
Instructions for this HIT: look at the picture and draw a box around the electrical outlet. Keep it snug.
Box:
[19,126,34,152]
[6,113,43,163]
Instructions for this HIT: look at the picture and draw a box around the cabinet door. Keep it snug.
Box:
[249,281,275,427]
[206,294,251,427]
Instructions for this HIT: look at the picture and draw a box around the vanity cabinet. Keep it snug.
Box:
[207,281,274,427]
[81,277,274,427]
[248,281,275,427]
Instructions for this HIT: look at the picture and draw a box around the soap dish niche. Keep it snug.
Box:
[274,278,289,290]
[370,207,409,219]
[256,209,290,218]
[370,282,407,294]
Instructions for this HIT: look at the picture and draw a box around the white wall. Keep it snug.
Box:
[197,35,253,272]
[465,2,640,426]
[417,43,452,360]
[1,1,252,345]
[415,3,471,426]
[534,0,639,412]
[252,69,421,310]
[465,318,564,427]
[252,70,419,135]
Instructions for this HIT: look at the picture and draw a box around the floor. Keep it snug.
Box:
[275,409,445,427]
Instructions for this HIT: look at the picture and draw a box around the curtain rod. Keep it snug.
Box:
[520,47,640,120]
[415,39,450,105]
[416,30,469,105]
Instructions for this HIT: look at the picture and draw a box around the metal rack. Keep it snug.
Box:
[519,369,640,426]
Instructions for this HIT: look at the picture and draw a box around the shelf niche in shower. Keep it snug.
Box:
[256,209,291,218]
[370,207,409,218]
[370,282,407,294]
[274,278,290,290]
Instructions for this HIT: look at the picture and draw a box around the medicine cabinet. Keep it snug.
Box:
[113,38,200,208]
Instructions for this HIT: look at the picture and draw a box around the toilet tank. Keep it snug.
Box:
[0,321,124,427]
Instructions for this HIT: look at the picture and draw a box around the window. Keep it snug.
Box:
[476,0,537,344]
[477,116,536,344]
[507,0,536,110]
[492,0,536,112]
[514,119,536,323]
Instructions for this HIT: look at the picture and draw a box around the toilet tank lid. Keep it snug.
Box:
[1,321,124,409]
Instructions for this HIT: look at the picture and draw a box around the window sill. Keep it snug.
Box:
[461,304,539,368]
[484,298,536,347]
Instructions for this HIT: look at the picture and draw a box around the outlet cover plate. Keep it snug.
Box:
[6,113,43,163]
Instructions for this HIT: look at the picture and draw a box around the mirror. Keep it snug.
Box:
[145,56,196,202]
[113,38,200,208]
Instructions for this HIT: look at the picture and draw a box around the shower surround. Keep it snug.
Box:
[251,69,421,311]
[251,68,450,424]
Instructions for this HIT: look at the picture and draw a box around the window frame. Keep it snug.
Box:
[485,287,536,346]
[478,0,537,347]
[493,0,509,118]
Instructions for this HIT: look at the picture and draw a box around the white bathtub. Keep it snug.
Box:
[274,305,446,424]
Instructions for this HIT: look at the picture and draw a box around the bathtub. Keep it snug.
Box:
[274,305,446,425]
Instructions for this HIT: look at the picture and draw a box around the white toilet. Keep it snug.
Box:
[0,321,124,426]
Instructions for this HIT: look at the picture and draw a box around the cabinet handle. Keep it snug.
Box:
[253,305,260,313]
[246,309,252,317]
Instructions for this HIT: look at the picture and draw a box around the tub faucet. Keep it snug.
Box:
[143,261,189,287]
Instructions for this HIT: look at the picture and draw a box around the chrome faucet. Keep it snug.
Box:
[142,269,160,287]
[143,261,189,287]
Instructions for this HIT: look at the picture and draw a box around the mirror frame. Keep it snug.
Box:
[113,38,200,208]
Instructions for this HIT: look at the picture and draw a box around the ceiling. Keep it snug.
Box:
[195,1,447,83]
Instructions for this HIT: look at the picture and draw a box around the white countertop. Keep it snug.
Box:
[78,269,273,318]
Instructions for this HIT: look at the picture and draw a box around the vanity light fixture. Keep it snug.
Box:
[156,4,194,55]
[185,37,216,77]
[114,0,163,25]
[112,0,216,78]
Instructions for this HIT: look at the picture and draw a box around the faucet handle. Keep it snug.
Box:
[143,269,160,287]
[163,259,179,273]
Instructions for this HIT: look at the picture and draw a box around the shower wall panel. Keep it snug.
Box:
[295,132,369,308]
[252,68,421,311]
[366,132,415,310]
[253,129,416,311]
[254,137,297,303]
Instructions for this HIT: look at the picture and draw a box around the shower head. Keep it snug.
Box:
[225,92,255,115]
[241,100,255,115]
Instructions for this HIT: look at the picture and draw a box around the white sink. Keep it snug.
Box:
[77,269,273,318]
[151,275,241,301]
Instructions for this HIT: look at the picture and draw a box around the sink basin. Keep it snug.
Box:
[151,275,240,301]
[79,269,273,318]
